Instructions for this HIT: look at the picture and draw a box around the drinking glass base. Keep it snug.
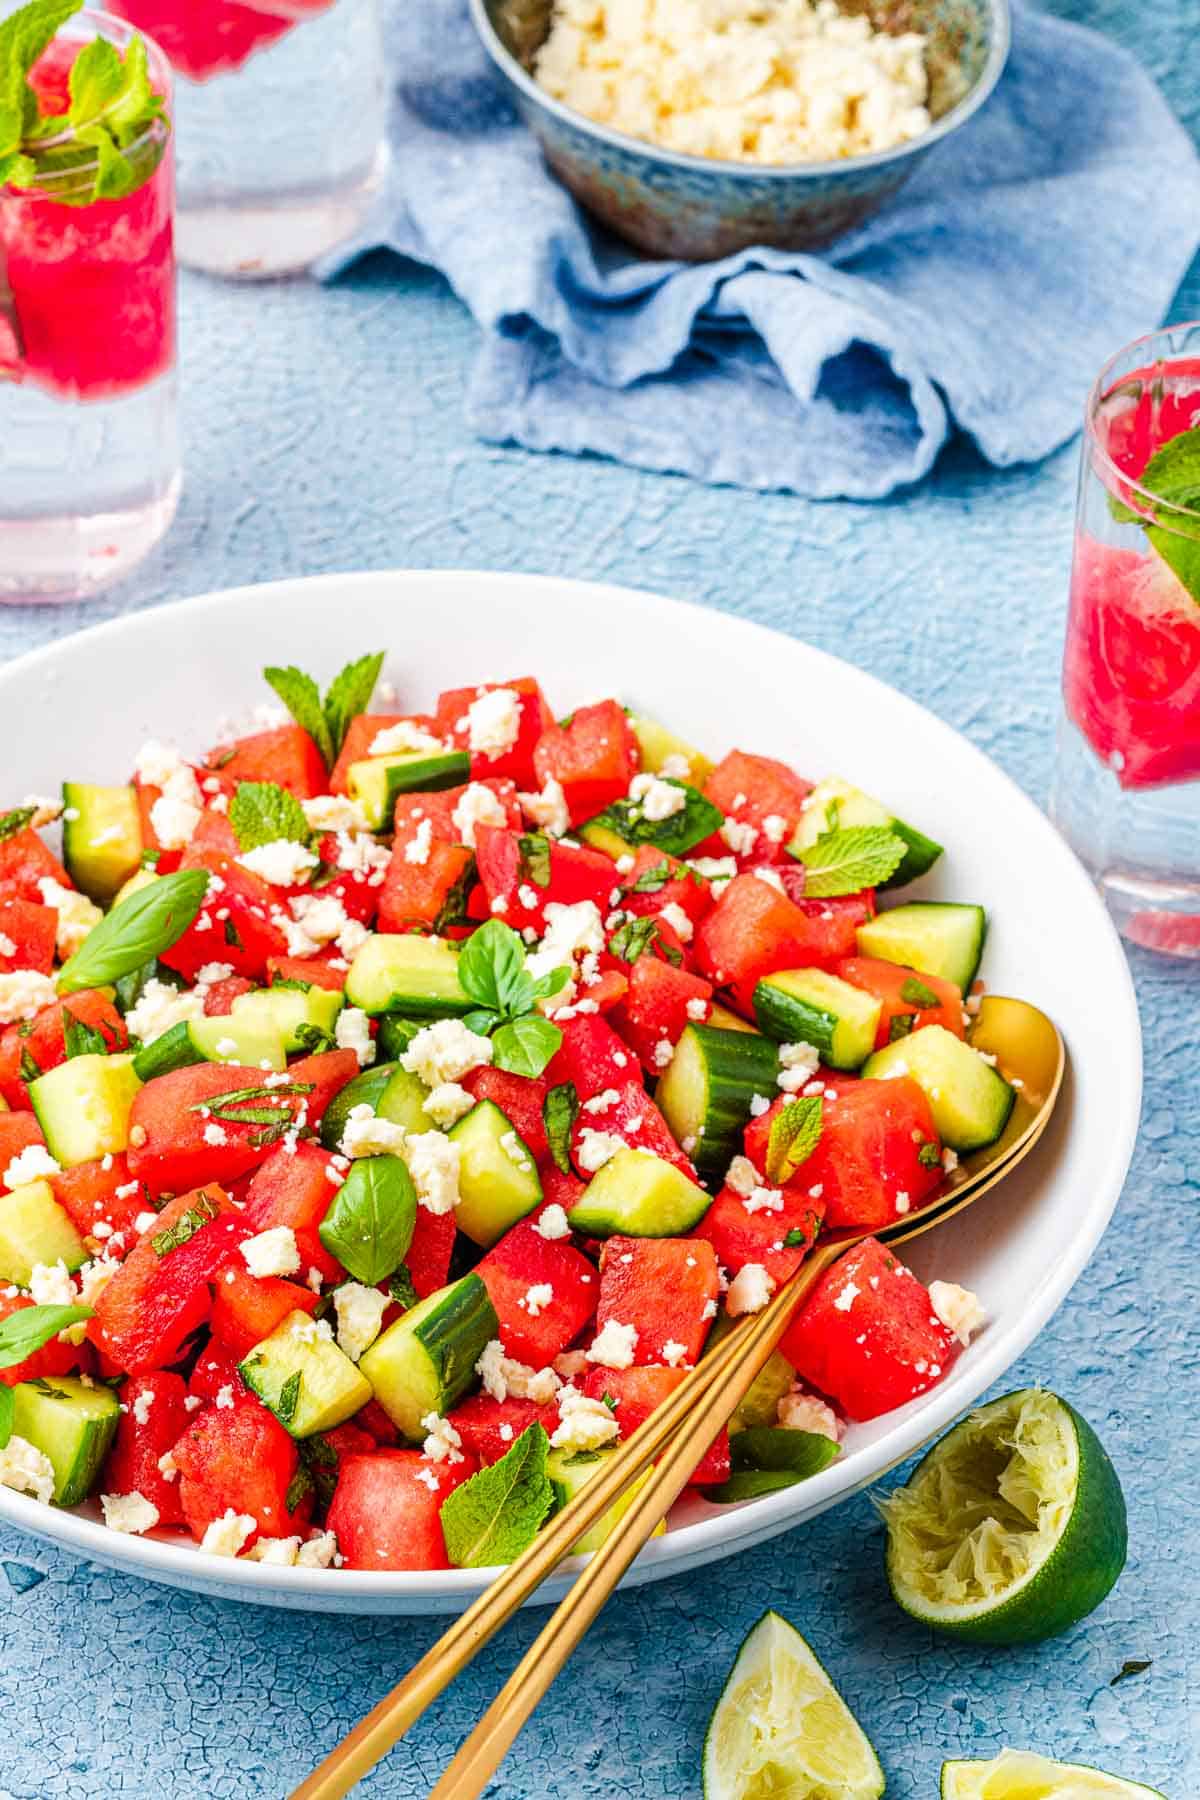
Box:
[176,144,387,279]
[0,473,182,605]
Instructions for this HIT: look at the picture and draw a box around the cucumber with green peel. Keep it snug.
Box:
[0,1180,87,1285]
[29,1053,142,1167]
[347,750,471,829]
[940,1751,1164,1799]
[625,713,713,786]
[11,1375,120,1506]
[449,1101,542,1247]
[317,1061,434,1151]
[114,956,185,1018]
[345,933,471,1018]
[238,1309,372,1438]
[655,1023,780,1181]
[705,1314,794,1432]
[856,901,987,994]
[61,783,142,905]
[788,776,943,889]
[359,1273,499,1441]
[131,1012,288,1083]
[111,866,160,909]
[231,984,344,1053]
[567,1148,711,1238]
[881,1388,1127,1646]
[863,1024,1014,1152]
[578,820,634,860]
[706,1003,759,1035]
[375,1016,425,1062]
[547,1446,667,1553]
[708,1428,841,1503]
[582,781,723,859]
[753,969,880,1070]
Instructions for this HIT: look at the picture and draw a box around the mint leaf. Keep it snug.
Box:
[1140,427,1200,526]
[284,1464,314,1513]
[1110,1658,1153,1687]
[1109,426,1200,606]
[57,868,209,994]
[765,1095,822,1186]
[1145,523,1200,607]
[628,858,673,894]
[228,780,312,852]
[0,806,35,842]
[263,664,334,767]
[439,1424,554,1568]
[492,1015,562,1079]
[0,1301,93,1369]
[899,976,941,1010]
[0,1,81,155]
[792,826,906,898]
[318,1155,416,1286]
[607,916,680,967]
[588,782,722,858]
[458,919,533,1017]
[543,1081,579,1176]
[782,1218,819,1248]
[62,1010,108,1059]
[324,652,384,760]
[517,832,552,889]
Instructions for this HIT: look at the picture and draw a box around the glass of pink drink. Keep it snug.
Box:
[1052,324,1200,956]
[110,0,385,277]
[0,10,178,603]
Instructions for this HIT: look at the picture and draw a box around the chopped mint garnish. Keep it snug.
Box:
[439,1424,554,1568]
[765,1096,823,1186]
[543,1081,579,1177]
[0,0,169,207]
[0,805,35,842]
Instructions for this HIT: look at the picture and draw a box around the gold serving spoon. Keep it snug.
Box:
[294,995,1065,1800]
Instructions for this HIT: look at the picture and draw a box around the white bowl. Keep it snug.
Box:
[0,570,1141,1613]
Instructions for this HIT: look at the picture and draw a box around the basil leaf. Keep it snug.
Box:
[0,1302,94,1369]
[528,965,571,1003]
[57,869,209,994]
[899,976,941,1010]
[318,1154,416,1286]
[517,832,552,889]
[62,1010,108,1059]
[0,805,35,843]
[439,1424,554,1568]
[492,1015,562,1079]
[730,1426,841,1476]
[323,651,385,760]
[765,1096,823,1186]
[628,858,672,894]
[457,919,533,1016]
[791,827,906,898]
[542,1081,579,1176]
[460,1008,501,1039]
[228,781,312,852]
[587,782,722,858]
[607,916,660,965]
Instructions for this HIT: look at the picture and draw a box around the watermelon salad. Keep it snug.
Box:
[0,655,1017,1572]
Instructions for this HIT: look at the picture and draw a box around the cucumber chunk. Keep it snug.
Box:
[375,1016,425,1062]
[317,1061,433,1152]
[655,1024,780,1182]
[61,783,142,905]
[568,1148,711,1238]
[347,751,471,830]
[0,1180,87,1285]
[863,1025,1014,1153]
[449,1101,542,1247]
[231,985,344,1054]
[131,1013,288,1083]
[706,1313,795,1432]
[359,1273,499,1441]
[789,776,943,890]
[30,1053,142,1168]
[345,934,471,1018]
[856,902,987,995]
[625,714,714,787]
[11,1375,120,1505]
[238,1310,372,1438]
[582,781,722,859]
[753,969,880,1071]
[547,1446,667,1553]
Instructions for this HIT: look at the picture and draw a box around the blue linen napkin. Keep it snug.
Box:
[321,0,1200,498]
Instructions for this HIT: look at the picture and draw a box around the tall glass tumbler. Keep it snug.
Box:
[111,0,387,277]
[1052,324,1200,957]
[0,10,179,603]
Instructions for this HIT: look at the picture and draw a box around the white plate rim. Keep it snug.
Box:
[0,569,1142,1610]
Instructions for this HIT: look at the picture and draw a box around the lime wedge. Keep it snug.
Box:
[703,1610,884,1800]
[879,1389,1126,1644]
[941,1748,1165,1798]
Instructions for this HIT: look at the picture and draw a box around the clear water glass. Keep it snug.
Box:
[1051,323,1200,957]
[112,0,387,278]
[0,10,179,605]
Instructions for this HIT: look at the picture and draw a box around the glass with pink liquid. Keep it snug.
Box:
[111,0,385,277]
[0,9,178,603]
[1052,324,1200,956]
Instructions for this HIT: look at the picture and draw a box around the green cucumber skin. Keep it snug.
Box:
[375,1017,425,1061]
[752,984,838,1063]
[887,819,944,890]
[318,1062,399,1150]
[385,753,470,804]
[659,1024,780,1181]
[415,1273,500,1414]
[131,1020,204,1083]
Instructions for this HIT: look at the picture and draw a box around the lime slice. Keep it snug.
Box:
[879,1388,1126,1644]
[703,1610,884,1800]
[941,1748,1165,1798]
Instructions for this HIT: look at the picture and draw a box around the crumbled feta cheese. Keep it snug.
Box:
[726,1155,760,1197]
[520,1282,555,1319]
[761,814,788,844]
[586,1318,638,1369]
[237,839,319,887]
[576,1129,624,1173]
[297,1530,340,1568]
[500,1129,534,1172]
[928,1280,987,1346]
[401,1129,461,1215]
[0,933,14,959]
[688,856,738,886]
[517,776,569,838]
[214,1384,236,1410]
[720,817,758,857]
[777,1385,843,1441]
[36,877,102,960]
[201,1509,257,1557]
[550,1384,620,1452]
[333,1281,390,1361]
[2,1144,61,1189]
[240,1225,301,1279]
[833,1280,860,1313]
[463,687,522,759]
[246,1535,302,1565]
[202,1123,229,1147]
[401,1018,494,1089]
[301,794,369,834]
[334,1006,376,1069]
[423,1082,475,1128]
[0,1436,56,1504]
[726,1263,775,1316]
[29,1261,82,1340]
[0,969,58,1025]
[476,1339,561,1404]
[661,1340,688,1368]
[628,772,686,821]
[752,865,786,894]
[742,1184,784,1215]
[777,1040,822,1092]
[452,781,511,848]
[404,817,434,866]
[101,1490,160,1535]
[369,720,446,757]
[749,1093,771,1118]
[420,1411,465,1464]
[583,1089,620,1115]
[534,1203,572,1241]
[125,977,205,1047]
[339,1103,408,1160]
[941,1147,960,1175]
[652,1038,675,1070]
[415,1466,441,1493]
[131,1387,156,1427]
[894,1190,911,1215]
[686,996,709,1022]
[526,900,606,992]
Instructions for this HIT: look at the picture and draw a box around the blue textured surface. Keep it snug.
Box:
[0,1,1197,1793]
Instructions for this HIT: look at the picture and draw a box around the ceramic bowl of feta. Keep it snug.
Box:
[470,0,1010,259]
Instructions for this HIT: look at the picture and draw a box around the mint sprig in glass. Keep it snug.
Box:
[0,1,180,603]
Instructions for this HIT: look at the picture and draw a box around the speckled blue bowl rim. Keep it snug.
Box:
[468,0,1012,185]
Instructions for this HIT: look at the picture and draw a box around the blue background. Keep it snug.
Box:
[1,2,1197,1793]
